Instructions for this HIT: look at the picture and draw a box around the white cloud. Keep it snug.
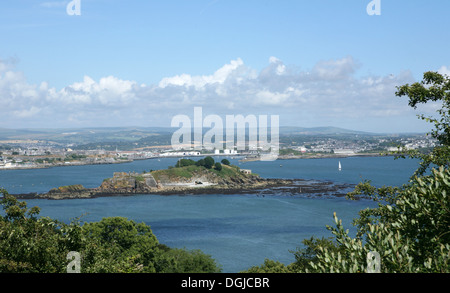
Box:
[268,56,286,75]
[13,106,41,118]
[57,75,139,106]
[159,58,245,89]
[438,66,450,77]
[311,56,358,80]
[0,56,426,131]
[255,90,290,105]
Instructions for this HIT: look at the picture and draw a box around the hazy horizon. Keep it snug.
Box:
[0,125,432,136]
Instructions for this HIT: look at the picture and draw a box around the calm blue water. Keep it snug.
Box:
[0,156,419,272]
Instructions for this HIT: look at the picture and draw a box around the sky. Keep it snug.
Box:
[0,0,449,133]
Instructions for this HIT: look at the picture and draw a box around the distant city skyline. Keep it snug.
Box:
[0,1,449,133]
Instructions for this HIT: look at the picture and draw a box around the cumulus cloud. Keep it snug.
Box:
[0,56,435,131]
[158,58,245,89]
[57,75,139,106]
[311,56,359,80]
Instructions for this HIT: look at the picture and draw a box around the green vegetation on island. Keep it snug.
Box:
[151,156,244,182]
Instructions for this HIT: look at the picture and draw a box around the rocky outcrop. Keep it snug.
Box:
[11,166,354,200]
[98,172,159,194]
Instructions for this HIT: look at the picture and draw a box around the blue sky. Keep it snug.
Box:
[0,0,449,133]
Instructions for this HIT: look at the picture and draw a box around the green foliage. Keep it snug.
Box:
[288,237,344,272]
[82,217,158,252]
[214,162,222,171]
[0,190,68,272]
[175,159,196,168]
[153,247,221,273]
[152,165,206,180]
[0,189,222,273]
[221,159,231,166]
[394,71,450,176]
[152,159,243,181]
[204,156,215,169]
[195,159,205,167]
[241,259,291,273]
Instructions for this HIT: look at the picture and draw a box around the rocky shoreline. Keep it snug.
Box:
[10,163,357,200]
[12,178,356,200]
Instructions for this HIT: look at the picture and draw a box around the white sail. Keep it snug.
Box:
[338,161,342,171]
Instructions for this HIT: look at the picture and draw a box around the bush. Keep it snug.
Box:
[214,162,222,171]
[204,156,215,169]
[195,159,205,167]
[176,159,196,168]
[241,259,291,273]
[221,159,230,166]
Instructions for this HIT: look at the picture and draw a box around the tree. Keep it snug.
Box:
[241,259,291,273]
[82,217,158,253]
[289,237,343,272]
[242,237,342,273]
[214,162,222,171]
[153,248,221,273]
[221,159,231,166]
[195,159,205,167]
[394,71,450,176]
[204,156,215,169]
[0,189,68,272]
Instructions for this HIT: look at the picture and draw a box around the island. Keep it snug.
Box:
[11,157,354,200]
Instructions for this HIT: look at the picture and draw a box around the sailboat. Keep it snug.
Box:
[338,161,342,171]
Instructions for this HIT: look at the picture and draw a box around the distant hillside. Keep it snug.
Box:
[0,126,372,140]
[0,127,173,144]
[0,126,422,151]
[278,126,373,135]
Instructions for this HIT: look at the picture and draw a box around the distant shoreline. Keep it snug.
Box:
[0,159,133,171]
[0,152,389,171]
[240,152,387,162]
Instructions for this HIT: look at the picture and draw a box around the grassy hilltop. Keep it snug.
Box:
[150,157,250,183]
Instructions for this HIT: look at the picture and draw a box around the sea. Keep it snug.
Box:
[0,156,419,273]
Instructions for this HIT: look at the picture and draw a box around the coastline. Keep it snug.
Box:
[11,178,356,201]
[1,152,386,170]
[240,152,386,162]
[0,159,134,171]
